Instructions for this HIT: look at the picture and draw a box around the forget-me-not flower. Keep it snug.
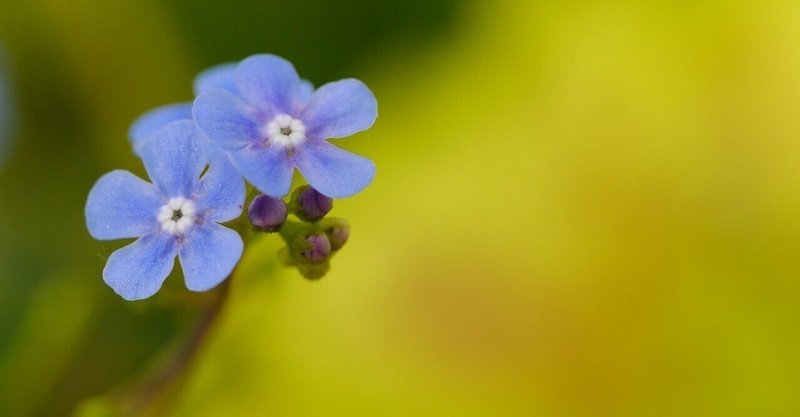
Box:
[128,63,239,155]
[86,120,245,300]
[193,54,377,198]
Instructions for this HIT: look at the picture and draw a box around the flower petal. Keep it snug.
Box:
[193,62,238,96]
[139,120,207,198]
[194,153,245,222]
[129,103,193,155]
[301,79,377,140]
[295,141,376,198]
[193,89,260,151]
[296,79,314,106]
[103,233,178,301]
[179,222,243,292]
[86,170,162,240]
[228,146,295,197]
[234,54,303,114]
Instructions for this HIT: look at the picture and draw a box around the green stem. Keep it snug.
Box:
[120,277,231,416]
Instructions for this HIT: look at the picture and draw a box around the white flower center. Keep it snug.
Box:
[157,197,197,234]
[266,114,306,147]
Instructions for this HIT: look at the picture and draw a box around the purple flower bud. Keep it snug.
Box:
[278,232,331,280]
[293,232,331,264]
[291,185,333,222]
[248,194,287,232]
[320,218,349,251]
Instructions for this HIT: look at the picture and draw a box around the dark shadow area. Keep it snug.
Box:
[169,0,464,82]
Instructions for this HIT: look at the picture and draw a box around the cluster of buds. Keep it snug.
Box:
[247,185,349,280]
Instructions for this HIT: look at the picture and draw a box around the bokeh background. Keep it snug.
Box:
[2,0,800,416]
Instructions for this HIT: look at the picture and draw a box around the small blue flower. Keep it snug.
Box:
[128,63,240,155]
[193,54,377,198]
[86,120,245,300]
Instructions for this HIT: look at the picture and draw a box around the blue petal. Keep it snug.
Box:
[234,54,303,114]
[194,153,245,222]
[179,222,243,292]
[193,89,260,151]
[297,79,314,106]
[193,62,238,96]
[228,145,295,197]
[301,79,377,140]
[295,141,376,198]
[86,170,162,240]
[129,103,193,155]
[139,120,206,198]
[103,233,178,300]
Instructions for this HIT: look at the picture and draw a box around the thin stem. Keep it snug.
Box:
[110,275,233,416]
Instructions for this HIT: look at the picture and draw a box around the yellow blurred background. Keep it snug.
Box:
[2,0,800,416]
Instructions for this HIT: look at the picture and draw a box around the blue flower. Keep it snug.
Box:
[193,54,377,198]
[128,63,239,155]
[85,120,245,300]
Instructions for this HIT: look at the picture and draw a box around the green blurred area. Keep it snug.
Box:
[3,0,800,416]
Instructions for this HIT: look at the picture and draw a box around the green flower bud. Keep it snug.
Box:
[319,218,350,251]
[297,260,330,280]
[291,231,332,264]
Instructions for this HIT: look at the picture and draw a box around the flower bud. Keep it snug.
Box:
[297,260,330,280]
[248,194,287,232]
[290,185,332,222]
[319,218,349,251]
[278,242,331,280]
[292,232,332,264]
